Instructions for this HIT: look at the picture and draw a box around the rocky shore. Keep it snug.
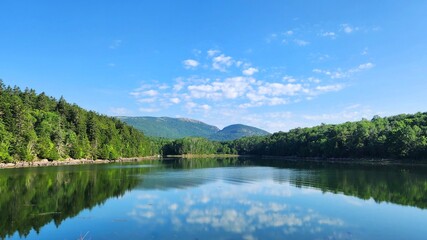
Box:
[0,156,160,169]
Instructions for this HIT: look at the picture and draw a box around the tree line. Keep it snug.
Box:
[1,80,426,162]
[160,113,427,160]
[0,80,157,162]
[230,113,427,159]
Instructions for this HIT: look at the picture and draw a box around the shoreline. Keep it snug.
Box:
[165,154,240,158]
[243,155,427,166]
[0,156,161,169]
[2,154,426,169]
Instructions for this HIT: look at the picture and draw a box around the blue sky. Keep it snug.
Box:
[1,1,426,132]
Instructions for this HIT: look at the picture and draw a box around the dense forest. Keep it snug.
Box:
[230,113,427,159]
[0,80,157,162]
[160,113,427,160]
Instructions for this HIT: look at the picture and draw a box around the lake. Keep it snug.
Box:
[1,157,427,239]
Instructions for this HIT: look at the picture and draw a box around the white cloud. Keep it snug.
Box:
[258,83,303,96]
[283,76,297,83]
[315,84,344,93]
[143,90,158,96]
[313,62,375,79]
[340,24,358,34]
[307,77,321,83]
[357,62,374,70]
[243,67,259,76]
[138,98,156,103]
[320,31,336,38]
[188,77,253,100]
[201,104,211,111]
[294,39,310,46]
[170,98,181,104]
[183,59,200,69]
[212,54,234,72]
[207,49,220,57]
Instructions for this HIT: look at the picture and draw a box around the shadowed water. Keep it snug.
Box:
[1,158,427,239]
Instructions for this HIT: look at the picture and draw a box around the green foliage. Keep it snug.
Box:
[232,113,427,160]
[0,80,157,162]
[161,137,236,155]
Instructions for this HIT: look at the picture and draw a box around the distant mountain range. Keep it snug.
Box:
[117,117,270,141]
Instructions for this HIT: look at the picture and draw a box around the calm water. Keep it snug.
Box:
[1,158,427,240]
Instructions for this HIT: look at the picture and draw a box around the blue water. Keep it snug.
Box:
[2,158,427,239]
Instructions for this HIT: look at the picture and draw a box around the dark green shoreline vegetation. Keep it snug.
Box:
[230,112,427,160]
[0,81,158,163]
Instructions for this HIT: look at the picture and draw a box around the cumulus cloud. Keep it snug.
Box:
[283,76,297,83]
[320,31,336,39]
[313,62,375,79]
[315,84,344,93]
[207,49,220,57]
[357,62,374,70]
[294,39,310,46]
[258,83,303,96]
[340,24,358,34]
[170,98,181,104]
[183,59,200,69]
[188,77,254,100]
[212,54,234,72]
[143,90,158,96]
[243,67,259,76]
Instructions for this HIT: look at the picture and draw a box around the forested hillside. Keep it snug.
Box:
[209,124,270,141]
[232,113,427,159]
[158,113,427,160]
[119,117,270,141]
[0,81,157,162]
[118,116,219,139]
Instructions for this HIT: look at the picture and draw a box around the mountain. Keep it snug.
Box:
[209,124,271,141]
[118,117,270,140]
[117,117,219,139]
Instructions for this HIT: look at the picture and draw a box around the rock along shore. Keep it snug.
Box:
[0,156,161,169]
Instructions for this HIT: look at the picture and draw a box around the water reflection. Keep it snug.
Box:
[129,178,350,239]
[1,158,427,239]
[0,162,161,239]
